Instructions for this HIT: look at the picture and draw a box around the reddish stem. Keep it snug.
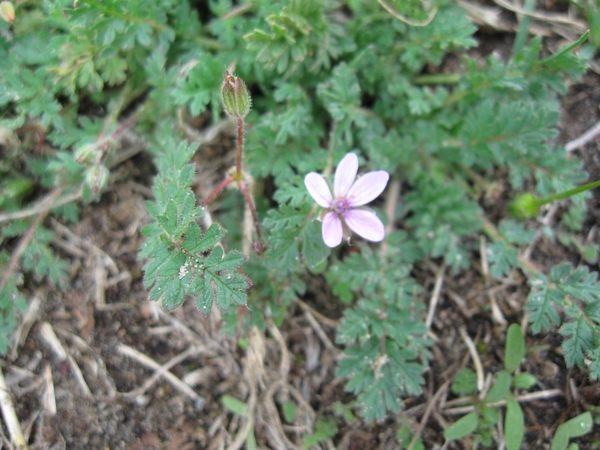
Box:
[201,176,235,207]
[239,179,262,241]
[236,118,243,177]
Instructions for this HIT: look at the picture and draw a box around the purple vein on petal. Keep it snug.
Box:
[347,171,390,206]
[322,211,343,247]
[304,173,333,207]
[344,209,385,242]
[334,153,358,198]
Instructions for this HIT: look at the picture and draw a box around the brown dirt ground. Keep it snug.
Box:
[2,10,600,450]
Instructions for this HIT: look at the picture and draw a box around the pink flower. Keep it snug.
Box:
[304,152,390,247]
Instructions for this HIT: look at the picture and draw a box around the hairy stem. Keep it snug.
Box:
[236,118,244,177]
[201,176,235,207]
[239,179,262,241]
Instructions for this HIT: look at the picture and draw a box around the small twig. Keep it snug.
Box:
[522,203,559,260]
[67,354,93,398]
[480,236,490,278]
[444,389,563,415]
[0,366,28,450]
[10,296,41,359]
[178,111,233,145]
[0,187,71,224]
[565,119,600,152]
[239,179,262,241]
[227,328,262,450]
[408,379,451,450]
[489,292,508,326]
[0,190,58,293]
[201,176,235,207]
[493,0,587,31]
[377,0,437,26]
[120,346,199,399]
[39,322,67,361]
[426,263,446,329]
[458,327,485,392]
[302,310,336,352]
[117,344,199,400]
[42,365,57,416]
[267,322,291,382]
[296,299,339,328]
[380,177,401,257]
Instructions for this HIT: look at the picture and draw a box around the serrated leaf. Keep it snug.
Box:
[182,222,202,253]
[444,411,479,440]
[487,241,519,279]
[553,264,600,303]
[301,220,330,268]
[194,223,225,254]
[525,274,563,333]
[157,200,178,235]
[560,317,593,369]
[162,278,185,310]
[451,368,478,396]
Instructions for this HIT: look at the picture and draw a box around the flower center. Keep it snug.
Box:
[333,196,352,214]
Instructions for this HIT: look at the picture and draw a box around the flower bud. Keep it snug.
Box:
[85,165,109,195]
[0,2,15,24]
[74,143,97,165]
[221,71,251,119]
[508,193,540,219]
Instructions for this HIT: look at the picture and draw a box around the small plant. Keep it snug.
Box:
[445,324,535,448]
[445,324,595,448]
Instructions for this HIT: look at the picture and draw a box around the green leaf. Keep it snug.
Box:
[451,368,478,396]
[302,418,337,449]
[564,412,593,438]
[488,241,519,279]
[551,424,570,450]
[485,370,511,403]
[560,316,593,369]
[505,395,525,450]
[301,220,330,268]
[552,264,600,303]
[444,411,479,440]
[222,395,248,417]
[282,401,297,423]
[512,372,536,389]
[505,324,525,372]
[161,278,185,310]
[525,273,563,333]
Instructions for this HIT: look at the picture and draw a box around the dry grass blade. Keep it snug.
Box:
[426,263,446,329]
[493,0,587,32]
[117,344,200,401]
[408,379,452,450]
[458,327,485,392]
[444,388,563,415]
[120,346,200,399]
[0,366,28,450]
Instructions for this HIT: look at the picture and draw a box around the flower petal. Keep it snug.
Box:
[305,173,333,207]
[347,171,389,206]
[322,212,343,247]
[334,152,358,197]
[344,209,385,242]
